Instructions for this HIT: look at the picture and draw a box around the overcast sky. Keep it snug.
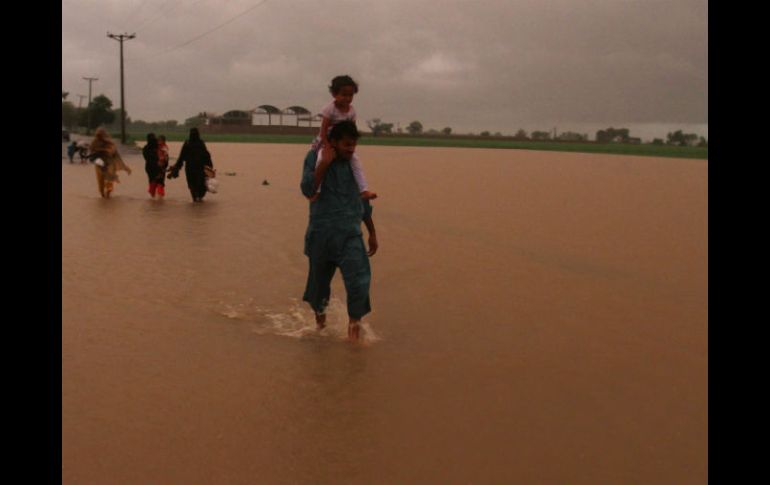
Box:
[62,0,707,140]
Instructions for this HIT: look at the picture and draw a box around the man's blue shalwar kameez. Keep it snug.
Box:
[300,149,373,319]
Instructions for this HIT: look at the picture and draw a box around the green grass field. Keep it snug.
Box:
[121,132,708,160]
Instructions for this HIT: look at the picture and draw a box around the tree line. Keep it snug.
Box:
[62,92,117,130]
[367,118,706,146]
[62,92,202,134]
[657,130,707,147]
[367,119,590,141]
[62,93,706,148]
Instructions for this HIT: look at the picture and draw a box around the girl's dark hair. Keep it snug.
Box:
[329,75,359,95]
[146,133,158,146]
[189,128,202,143]
[328,120,360,141]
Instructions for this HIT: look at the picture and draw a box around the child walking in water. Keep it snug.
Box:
[156,135,170,198]
[143,133,164,198]
[67,141,78,163]
[310,75,376,201]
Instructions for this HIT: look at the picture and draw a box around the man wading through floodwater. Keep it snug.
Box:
[300,120,378,342]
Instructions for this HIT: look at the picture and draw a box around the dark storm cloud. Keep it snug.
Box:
[62,0,707,135]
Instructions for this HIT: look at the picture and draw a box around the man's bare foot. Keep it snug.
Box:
[348,321,361,341]
[360,190,377,200]
[315,312,326,330]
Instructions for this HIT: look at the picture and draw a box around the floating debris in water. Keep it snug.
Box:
[262,179,270,186]
[224,171,237,176]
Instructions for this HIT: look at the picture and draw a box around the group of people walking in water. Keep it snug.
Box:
[142,128,214,202]
[74,75,377,341]
[81,126,214,202]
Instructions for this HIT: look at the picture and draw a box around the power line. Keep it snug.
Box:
[132,0,179,33]
[123,0,270,72]
[160,0,270,54]
[133,0,209,34]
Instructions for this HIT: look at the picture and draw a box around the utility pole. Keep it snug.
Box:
[82,77,98,135]
[107,32,136,145]
[77,94,87,109]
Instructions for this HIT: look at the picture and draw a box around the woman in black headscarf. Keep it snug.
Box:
[167,128,213,202]
[142,133,165,198]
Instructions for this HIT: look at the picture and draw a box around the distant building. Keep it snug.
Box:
[253,105,282,125]
[196,104,322,134]
[252,105,320,127]
[283,106,321,127]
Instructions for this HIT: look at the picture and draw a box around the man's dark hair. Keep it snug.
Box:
[328,120,360,142]
[329,75,359,95]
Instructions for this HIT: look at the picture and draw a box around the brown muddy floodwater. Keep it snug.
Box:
[61,140,707,485]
